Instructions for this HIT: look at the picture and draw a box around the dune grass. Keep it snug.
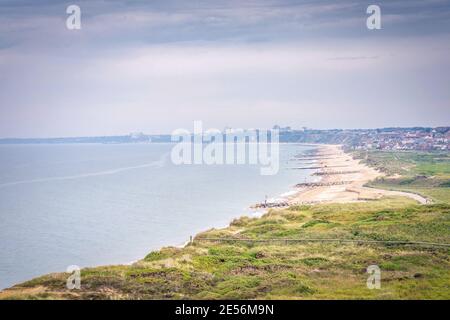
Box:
[2,150,449,300]
[2,196,449,300]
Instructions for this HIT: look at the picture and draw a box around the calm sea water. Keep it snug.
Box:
[0,143,317,289]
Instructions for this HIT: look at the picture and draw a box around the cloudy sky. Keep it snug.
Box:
[0,0,449,137]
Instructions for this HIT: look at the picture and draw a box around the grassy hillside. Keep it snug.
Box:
[1,149,449,300]
[353,150,450,204]
[2,196,449,300]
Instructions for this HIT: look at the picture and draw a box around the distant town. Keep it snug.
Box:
[0,126,449,151]
[275,126,450,151]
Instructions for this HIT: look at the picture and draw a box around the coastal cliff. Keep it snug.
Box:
[1,147,449,300]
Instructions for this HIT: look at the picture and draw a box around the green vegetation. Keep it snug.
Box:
[1,150,449,300]
[2,197,449,300]
[353,150,450,204]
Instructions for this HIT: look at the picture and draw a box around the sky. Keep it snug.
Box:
[0,0,449,138]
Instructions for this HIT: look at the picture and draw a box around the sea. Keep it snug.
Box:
[0,143,318,289]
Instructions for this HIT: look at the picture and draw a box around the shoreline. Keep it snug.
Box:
[283,144,428,205]
[1,143,429,292]
[174,144,323,251]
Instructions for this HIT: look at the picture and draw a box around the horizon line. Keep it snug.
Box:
[0,125,449,141]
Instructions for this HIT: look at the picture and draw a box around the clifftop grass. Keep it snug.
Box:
[2,150,449,300]
[2,197,449,300]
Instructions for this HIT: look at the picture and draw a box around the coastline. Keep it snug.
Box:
[284,144,428,205]
[178,143,427,250]
[0,143,321,290]
[173,143,324,250]
[1,143,430,293]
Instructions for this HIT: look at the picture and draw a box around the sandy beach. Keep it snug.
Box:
[285,145,428,205]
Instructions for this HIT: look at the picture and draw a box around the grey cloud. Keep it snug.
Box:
[0,0,449,137]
